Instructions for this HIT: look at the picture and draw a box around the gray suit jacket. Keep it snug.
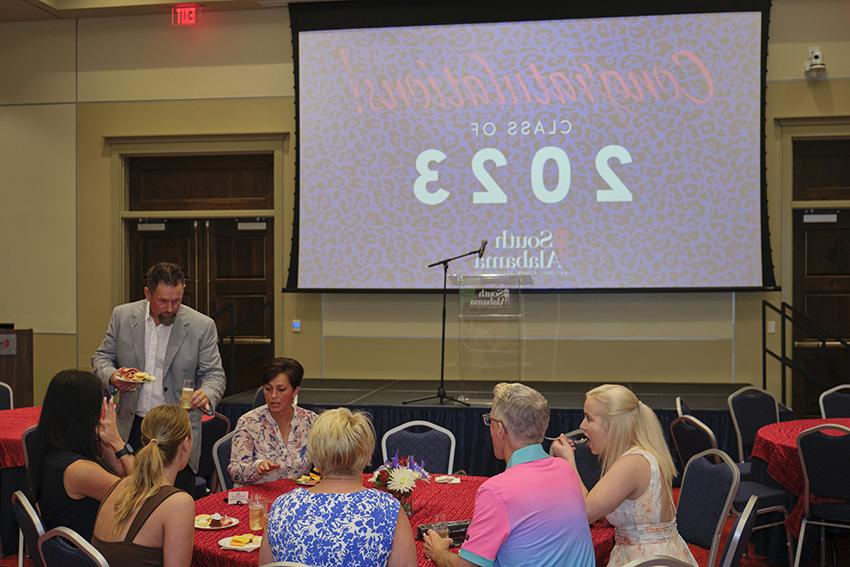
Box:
[91,299,226,472]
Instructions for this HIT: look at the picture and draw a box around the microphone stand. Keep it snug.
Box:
[404,246,482,406]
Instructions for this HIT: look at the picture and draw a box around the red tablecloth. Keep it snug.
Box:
[751,418,850,537]
[193,476,615,567]
[0,406,40,469]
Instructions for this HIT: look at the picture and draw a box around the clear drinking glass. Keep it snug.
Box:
[181,377,194,410]
[248,494,267,531]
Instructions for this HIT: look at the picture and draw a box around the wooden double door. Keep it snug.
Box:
[128,218,274,396]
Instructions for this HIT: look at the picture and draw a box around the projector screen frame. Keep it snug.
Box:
[286,0,776,294]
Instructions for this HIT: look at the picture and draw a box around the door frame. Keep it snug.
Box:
[103,133,289,357]
[776,118,850,407]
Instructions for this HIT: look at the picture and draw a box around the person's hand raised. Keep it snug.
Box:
[550,434,577,466]
[98,397,125,452]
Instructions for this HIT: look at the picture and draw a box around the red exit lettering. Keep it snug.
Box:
[172,4,199,26]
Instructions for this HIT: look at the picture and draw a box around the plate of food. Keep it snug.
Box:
[195,513,239,530]
[218,534,262,552]
[294,471,321,486]
[116,368,157,383]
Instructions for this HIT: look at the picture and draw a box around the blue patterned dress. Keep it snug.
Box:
[266,488,400,567]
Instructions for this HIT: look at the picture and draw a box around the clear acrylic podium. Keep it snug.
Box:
[450,274,529,401]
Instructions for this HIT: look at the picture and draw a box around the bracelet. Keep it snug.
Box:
[115,443,134,459]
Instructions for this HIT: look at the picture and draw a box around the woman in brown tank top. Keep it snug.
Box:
[92,405,195,567]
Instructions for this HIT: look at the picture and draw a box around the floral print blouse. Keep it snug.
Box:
[227,404,317,486]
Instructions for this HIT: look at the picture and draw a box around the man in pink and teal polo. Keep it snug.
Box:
[424,382,595,567]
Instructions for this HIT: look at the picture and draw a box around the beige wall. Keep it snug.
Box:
[3,2,850,405]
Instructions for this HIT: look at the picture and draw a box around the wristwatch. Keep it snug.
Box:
[115,443,134,459]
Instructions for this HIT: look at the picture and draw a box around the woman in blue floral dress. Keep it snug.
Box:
[258,408,416,567]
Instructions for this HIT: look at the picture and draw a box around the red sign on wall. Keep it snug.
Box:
[172,4,200,26]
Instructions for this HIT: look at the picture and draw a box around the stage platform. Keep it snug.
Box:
[218,380,782,477]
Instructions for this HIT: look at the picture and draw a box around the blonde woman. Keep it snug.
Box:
[91,405,195,567]
[551,384,697,567]
[259,408,416,567]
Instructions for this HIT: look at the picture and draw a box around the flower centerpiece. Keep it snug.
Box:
[371,451,429,515]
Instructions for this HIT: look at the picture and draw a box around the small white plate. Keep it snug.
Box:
[116,373,156,383]
[218,535,261,552]
[195,516,239,530]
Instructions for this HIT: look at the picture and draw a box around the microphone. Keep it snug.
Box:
[478,240,487,258]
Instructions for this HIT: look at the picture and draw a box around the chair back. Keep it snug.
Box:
[253,387,266,409]
[381,420,456,474]
[620,556,694,567]
[669,415,718,470]
[198,412,232,481]
[38,527,109,567]
[213,431,236,491]
[675,396,691,418]
[797,424,850,513]
[0,381,13,410]
[677,449,740,567]
[718,494,758,567]
[819,384,850,418]
[22,424,38,471]
[727,386,778,462]
[11,490,45,567]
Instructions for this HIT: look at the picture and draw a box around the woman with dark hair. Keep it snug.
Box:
[29,369,135,540]
[228,357,317,485]
[92,405,194,567]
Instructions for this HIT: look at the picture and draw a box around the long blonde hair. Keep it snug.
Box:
[587,384,677,486]
[112,405,190,532]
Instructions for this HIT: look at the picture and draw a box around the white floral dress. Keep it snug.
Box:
[606,448,697,567]
[266,488,400,567]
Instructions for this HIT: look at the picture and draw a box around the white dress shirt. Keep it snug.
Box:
[136,301,172,416]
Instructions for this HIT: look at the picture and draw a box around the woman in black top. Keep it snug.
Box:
[29,369,135,540]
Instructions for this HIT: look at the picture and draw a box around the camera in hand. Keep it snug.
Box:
[416,520,471,547]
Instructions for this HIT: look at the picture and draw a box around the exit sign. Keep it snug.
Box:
[172,4,200,26]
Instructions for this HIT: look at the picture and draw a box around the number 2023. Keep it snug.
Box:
[413,144,633,205]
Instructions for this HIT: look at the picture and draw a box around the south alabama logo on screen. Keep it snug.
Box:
[473,229,567,274]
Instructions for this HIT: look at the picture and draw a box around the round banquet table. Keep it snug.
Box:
[192,476,615,567]
[751,417,850,537]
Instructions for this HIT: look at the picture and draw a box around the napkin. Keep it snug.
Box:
[435,475,461,484]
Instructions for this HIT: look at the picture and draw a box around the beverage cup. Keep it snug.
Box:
[248,494,266,531]
[181,377,194,410]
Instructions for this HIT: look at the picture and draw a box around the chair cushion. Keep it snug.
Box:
[810,502,850,523]
[733,481,787,511]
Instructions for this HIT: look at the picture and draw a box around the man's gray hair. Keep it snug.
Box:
[491,382,550,443]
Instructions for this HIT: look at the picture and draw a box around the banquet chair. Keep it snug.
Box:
[792,424,850,567]
[669,415,718,471]
[253,387,266,409]
[620,556,693,567]
[213,431,236,491]
[727,386,779,480]
[11,491,45,567]
[38,527,108,567]
[0,381,13,410]
[18,425,38,567]
[549,428,602,490]
[818,384,850,418]
[198,412,231,493]
[676,449,739,567]
[674,396,691,418]
[381,420,456,474]
[718,495,758,567]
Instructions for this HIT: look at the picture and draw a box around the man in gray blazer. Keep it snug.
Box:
[92,262,226,492]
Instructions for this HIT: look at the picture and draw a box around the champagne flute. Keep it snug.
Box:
[181,376,194,410]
